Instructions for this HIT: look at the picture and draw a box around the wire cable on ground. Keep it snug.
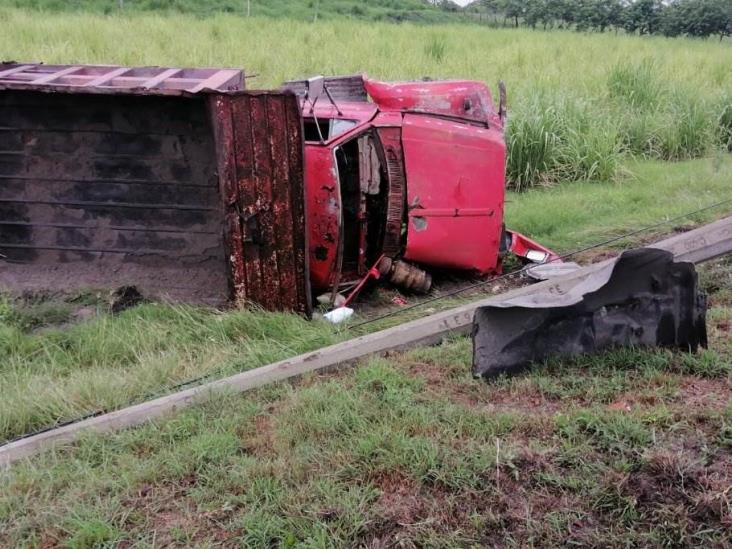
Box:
[349,196,732,330]
[4,197,731,445]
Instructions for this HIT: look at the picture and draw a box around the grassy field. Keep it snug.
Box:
[1,257,730,546]
[1,155,730,447]
[0,8,731,188]
[0,0,459,23]
[0,9,731,546]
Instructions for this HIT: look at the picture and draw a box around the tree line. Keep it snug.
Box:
[464,0,731,39]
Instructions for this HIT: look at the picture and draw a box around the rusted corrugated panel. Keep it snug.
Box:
[0,63,244,95]
[210,92,311,316]
[0,90,230,304]
[282,75,367,102]
[0,62,310,313]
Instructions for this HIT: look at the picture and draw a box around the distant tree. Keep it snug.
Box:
[551,0,578,28]
[622,0,663,34]
[524,0,550,29]
[596,0,624,31]
[503,0,526,27]
[661,0,732,39]
[479,0,729,38]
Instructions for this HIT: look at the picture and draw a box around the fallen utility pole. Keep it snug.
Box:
[1,216,731,467]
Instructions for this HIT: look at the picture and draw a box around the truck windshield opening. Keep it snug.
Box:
[304,118,357,142]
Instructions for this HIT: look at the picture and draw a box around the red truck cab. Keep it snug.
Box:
[287,75,553,298]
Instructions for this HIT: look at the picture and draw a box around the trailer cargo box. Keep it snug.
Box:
[0,63,311,315]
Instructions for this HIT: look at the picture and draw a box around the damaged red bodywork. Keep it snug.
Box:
[284,75,555,299]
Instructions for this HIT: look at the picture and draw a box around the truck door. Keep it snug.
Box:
[401,113,506,273]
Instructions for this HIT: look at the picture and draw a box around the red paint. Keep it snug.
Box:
[401,113,505,273]
[508,231,561,263]
[304,76,521,293]
[364,78,503,127]
[305,144,341,291]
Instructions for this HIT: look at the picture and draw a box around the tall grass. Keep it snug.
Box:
[0,303,346,443]
[717,94,732,152]
[506,94,621,191]
[424,33,447,62]
[0,0,454,23]
[506,58,729,190]
[0,9,729,188]
[608,58,663,110]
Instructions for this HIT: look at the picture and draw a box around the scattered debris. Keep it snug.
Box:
[317,293,346,308]
[473,248,708,378]
[607,400,633,412]
[323,307,354,324]
[110,286,144,314]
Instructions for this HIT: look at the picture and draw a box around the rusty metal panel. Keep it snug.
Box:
[209,92,311,316]
[0,62,244,95]
[0,90,230,304]
[282,75,367,102]
[377,127,406,257]
[0,63,310,313]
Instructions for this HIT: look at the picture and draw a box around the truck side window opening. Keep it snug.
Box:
[334,134,388,277]
[335,140,360,272]
[304,118,357,142]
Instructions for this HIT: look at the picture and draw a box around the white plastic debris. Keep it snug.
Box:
[323,307,354,324]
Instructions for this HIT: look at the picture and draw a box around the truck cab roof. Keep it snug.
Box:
[287,74,503,131]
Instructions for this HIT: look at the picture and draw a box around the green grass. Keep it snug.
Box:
[0,11,730,545]
[505,155,732,252]
[1,155,729,448]
[0,0,459,23]
[0,8,730,188]
[0,303,352,444]
[1,282,730,546]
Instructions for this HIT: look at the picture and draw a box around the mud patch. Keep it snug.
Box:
[240,414,278,457]
[677,377,732,412]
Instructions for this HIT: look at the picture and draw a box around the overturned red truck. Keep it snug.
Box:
[0,63,554,316]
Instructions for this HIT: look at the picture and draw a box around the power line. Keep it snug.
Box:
[349,197,732,330]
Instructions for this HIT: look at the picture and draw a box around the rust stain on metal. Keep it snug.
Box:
[378,257,432,293]
[210,92,311,316]
[377,127,406,257]
[1,62,310,315]
[0,62,244,95]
